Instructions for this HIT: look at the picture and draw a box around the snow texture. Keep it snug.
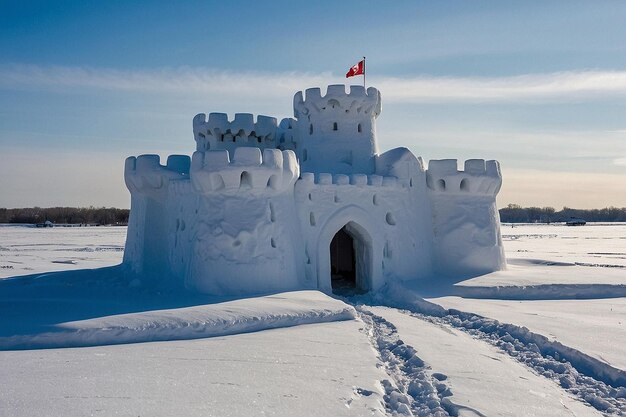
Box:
[363,305,604,416]
[0,320,387,417]
[431,297,626,378]
[360,284,626,415]
[0,290,355,350]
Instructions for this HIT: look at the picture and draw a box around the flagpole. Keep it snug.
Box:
[363,56,366,88]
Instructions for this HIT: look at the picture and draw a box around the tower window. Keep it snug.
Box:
[333,122,338,131]
[357,124,362,133]
[309,124,313,135]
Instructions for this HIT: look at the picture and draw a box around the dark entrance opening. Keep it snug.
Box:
[330,226,356,294]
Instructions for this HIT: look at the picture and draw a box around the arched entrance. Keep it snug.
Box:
[329,222,372,295]
[315,206,384,294]
[330,227,356,291]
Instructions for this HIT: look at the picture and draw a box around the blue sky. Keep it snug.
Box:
[1,0,625,208]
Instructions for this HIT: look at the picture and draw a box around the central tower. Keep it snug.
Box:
[293,85,382,175]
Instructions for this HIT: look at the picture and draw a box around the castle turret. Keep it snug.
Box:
[426,159,505,276]
[193,113,278,153]
[123,154,190,280]
[293,85,381,175]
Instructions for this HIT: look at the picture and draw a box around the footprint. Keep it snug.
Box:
[354,387,374,397]
[432,373,448,381]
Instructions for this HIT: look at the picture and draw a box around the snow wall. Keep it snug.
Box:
[123,85,506,295]
[427,159,505,276]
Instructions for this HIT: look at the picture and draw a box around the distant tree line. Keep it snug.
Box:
[2,205,625,225]
[0,207,129,225]
[499,204,626,223]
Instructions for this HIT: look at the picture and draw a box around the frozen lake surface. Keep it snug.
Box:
[1,223,625,416]
[0,225,126,278]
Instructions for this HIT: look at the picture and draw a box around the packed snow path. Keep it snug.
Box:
[356,305,608,416]
[430,296,626,374]
[351,294,626,416]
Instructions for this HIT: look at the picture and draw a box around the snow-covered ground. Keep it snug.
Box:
[0,320,387,417]
[0,224,126,278]
[430,296,626,374]
[502,222,626,268]
[1,223,626,416]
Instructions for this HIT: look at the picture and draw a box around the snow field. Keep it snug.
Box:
[502,223,626,268]
[0,225,126,279]
[0,320,387,417]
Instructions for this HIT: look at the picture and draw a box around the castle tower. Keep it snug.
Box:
[192,113,278,153]
[293,85,382,175]
[426,159,506,276]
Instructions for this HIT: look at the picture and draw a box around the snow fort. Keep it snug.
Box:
[123,85,505,295]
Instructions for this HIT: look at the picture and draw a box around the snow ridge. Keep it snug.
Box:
[0,291,355,350]
[396,307,626,415]
[454,283,626,300]
[358,307,481,417]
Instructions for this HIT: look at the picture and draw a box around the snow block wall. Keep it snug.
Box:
[124,154,190,283]
[123,85,505,295]
[427,159,506,276]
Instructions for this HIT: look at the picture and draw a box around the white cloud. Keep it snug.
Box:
[614,157,626,166]
[2,64,626,103]
[379,71,626,102]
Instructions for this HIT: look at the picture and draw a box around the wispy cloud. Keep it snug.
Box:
[0,64,330,99]
[2,64,626,103]
[378,71,626,102]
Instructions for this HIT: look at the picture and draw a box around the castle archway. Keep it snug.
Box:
[330,223,372,294]
[316,206,383,294]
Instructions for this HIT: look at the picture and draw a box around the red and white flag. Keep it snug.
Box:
[346,59,365,78]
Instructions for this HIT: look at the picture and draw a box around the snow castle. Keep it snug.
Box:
[123,85,505,295]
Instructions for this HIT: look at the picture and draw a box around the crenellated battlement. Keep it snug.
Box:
[296,172,400,188]
[124,154,190,197]
[193,112,278,151]
[190,147,299,194]
[293,85,381,120]
[425,159,502,196]
[276,117,297,152]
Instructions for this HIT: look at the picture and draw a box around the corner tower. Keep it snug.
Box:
[293,85,381,175]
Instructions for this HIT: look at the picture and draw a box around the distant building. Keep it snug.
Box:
[566,218,586,226]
